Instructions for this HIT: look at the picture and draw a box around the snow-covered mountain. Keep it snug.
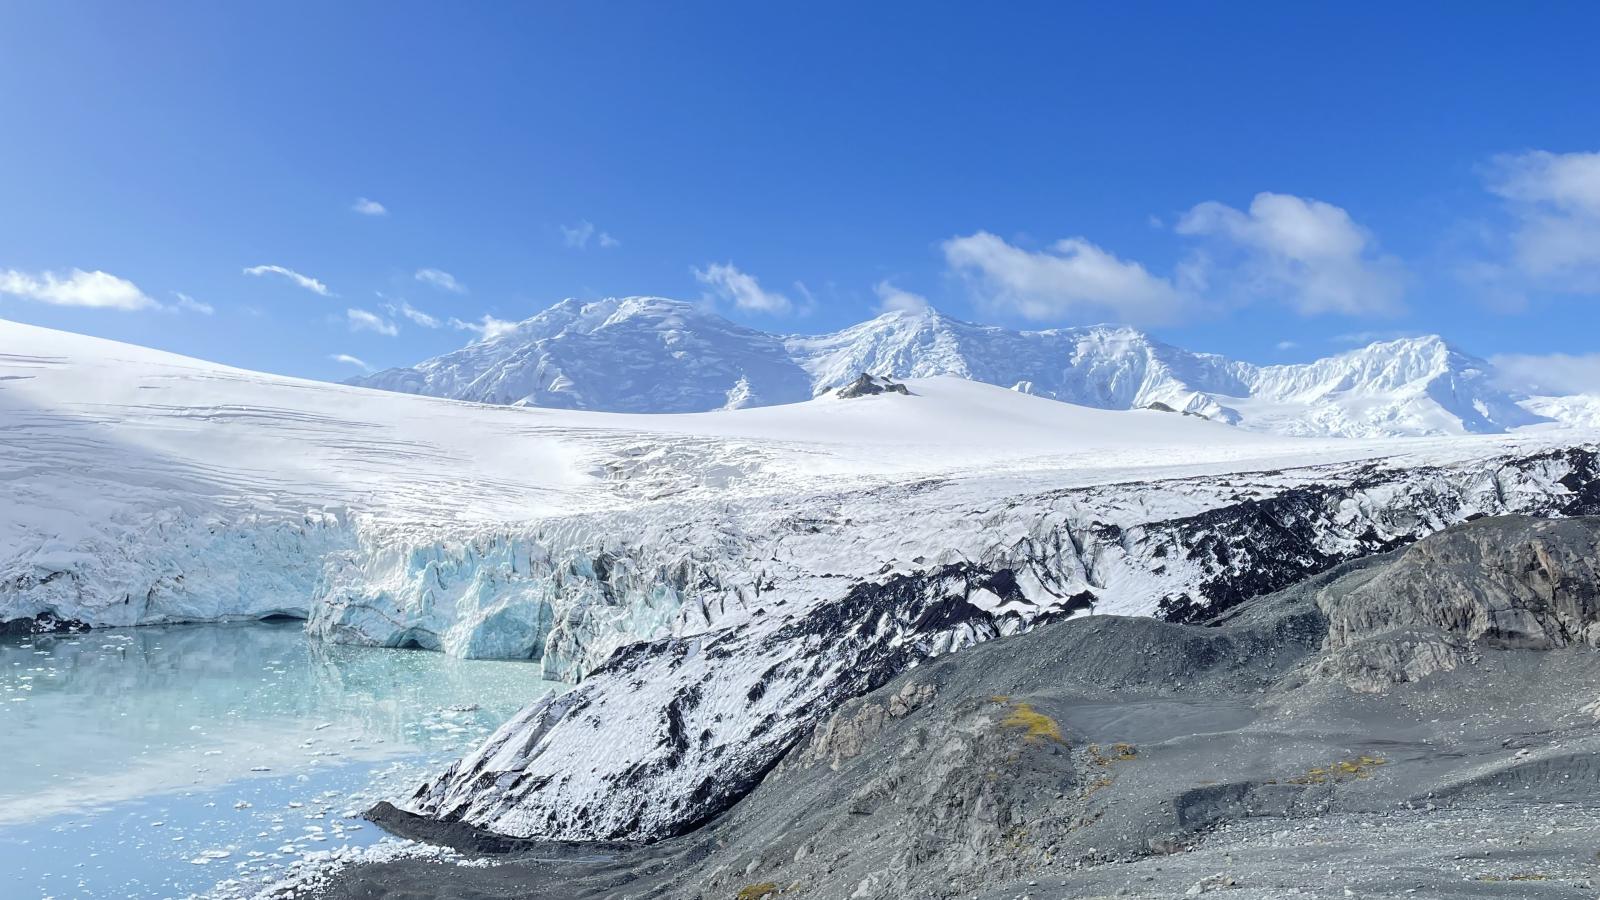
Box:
[354,297,1574,437]
[8,318,1600,848]
[355,297,811,412]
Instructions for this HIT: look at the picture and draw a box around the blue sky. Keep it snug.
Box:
[4,3,1600,384]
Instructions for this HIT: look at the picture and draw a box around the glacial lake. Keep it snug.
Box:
[0,620,564,899]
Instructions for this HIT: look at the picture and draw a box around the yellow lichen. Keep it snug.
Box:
[1289,755,1386,785]
[1000,702,1064,744]
[736,882,782,900]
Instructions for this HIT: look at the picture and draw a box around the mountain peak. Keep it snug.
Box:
[351,297,1560,437]
[1321,333,1486,384]
[1341,333,1454,357]
[848,304,955,332]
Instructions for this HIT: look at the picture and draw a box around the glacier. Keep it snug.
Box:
[8,318,1600,847]
[353,296,1591,438]
[404,444,1600,842]
[7,318,1586,666]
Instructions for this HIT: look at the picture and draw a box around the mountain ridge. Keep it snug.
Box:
[352,296,1572,437]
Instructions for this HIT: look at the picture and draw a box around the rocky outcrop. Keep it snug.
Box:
[1144,400,1205,417]
[1315,515,1600,691]
[833,373,911,398]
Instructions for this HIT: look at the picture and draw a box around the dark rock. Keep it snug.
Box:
[835,373,912,398]
[0,611,90,637]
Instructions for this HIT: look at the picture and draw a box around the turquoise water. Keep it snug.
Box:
[0,621,563,899]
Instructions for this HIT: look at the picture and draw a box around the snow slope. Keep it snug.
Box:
[355,298,1575,437]
[0,316,1313,525]
[9,319,1600,846]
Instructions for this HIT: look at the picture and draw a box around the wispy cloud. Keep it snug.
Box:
[1490,351,1600,396]
[874,280,930,314]
[346,307,399,336]
[329,353,372,372]
[1484,150,1600,294]
[693,261,793,314]
[943,231,1188,324]
[351,197,388,216]
[383,297,440,328]
[561,220,619,249]
[172,292,214,315]
[243,264,331,296]
[0,268,158,311]
[415,268,466,294]
[449,313,518,341]
[1275,340,1299,350]
[1176,192,1404,316]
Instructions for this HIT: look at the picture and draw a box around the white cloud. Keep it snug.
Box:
[874,280,930,314]
[1275,340,1299,350]
[1176,192,1404,316]
[384,298,440,329]
[942,231,1187,324]
[352,197,388,216]
[1491,351,1600,396]
[1486,150,1600,291]
[173,292,214,315]
[561,220,620,250]
[243,264,331,296]
[330,353,372,372]
[561,221,593,247]
[0,268,157,310]
[415,268,466,294]
[694,262,793,314]
[346,307,398,336]
[449,313,518,341]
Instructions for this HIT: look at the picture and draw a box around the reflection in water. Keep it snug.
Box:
[0,621,562,898]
